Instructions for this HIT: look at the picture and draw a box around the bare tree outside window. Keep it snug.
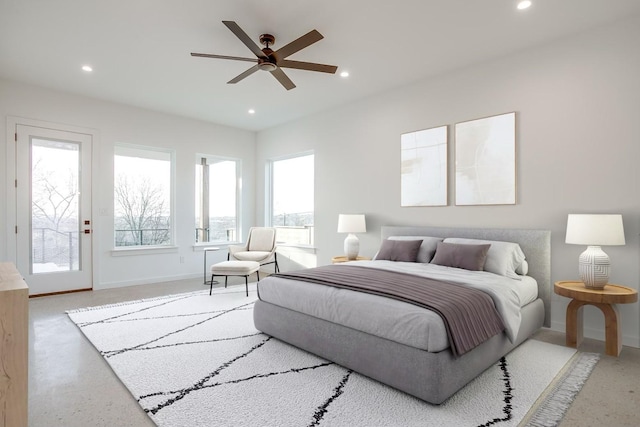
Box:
[114,146,172,247]
[114,175,170,246]
[31,141,80,271]
[32,158,78,230]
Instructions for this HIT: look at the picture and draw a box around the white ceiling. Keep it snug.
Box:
[2,0,640,131]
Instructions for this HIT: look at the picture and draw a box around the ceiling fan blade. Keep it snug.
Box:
[270,68,296,90]
[278,59,337,74]
[191,52,258,63]
[275,29,323,59]
[228,64,260,84]
[222,21,267,59]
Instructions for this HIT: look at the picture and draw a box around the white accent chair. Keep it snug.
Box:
[228,227,279,273]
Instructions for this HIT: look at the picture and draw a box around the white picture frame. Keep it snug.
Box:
[454,112,516,206]
[401,125,448,207]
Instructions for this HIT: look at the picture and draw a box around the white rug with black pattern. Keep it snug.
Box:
[67,284,599,427]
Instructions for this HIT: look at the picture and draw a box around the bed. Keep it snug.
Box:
[253,225,550,404]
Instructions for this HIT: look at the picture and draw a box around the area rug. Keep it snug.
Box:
[68,284,599,427]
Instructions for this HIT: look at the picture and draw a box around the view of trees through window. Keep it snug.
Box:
[195,156,239,243]
[270,153,314,245]
[31,139,80,272]
[114,146,172,247]
[111,147,311,247]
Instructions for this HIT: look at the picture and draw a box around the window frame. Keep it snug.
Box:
[194,153,242,246]
[266,151,315,248]
[112,143,176,250]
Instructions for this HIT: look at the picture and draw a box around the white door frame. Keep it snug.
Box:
[5,116,100,293]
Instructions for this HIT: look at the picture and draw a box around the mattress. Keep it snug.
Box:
[257,261,538,353]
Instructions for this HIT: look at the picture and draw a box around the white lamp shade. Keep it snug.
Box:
[566,214,625,289]
[565,214,625,246]
[337,214,366,233]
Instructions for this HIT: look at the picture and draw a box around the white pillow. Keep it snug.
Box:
[516,259,529,276]
[442,237,526,280]
[386,236,444,263]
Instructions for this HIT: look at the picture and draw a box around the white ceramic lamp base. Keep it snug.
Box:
[344,234,360,260]
[578,245,610,289]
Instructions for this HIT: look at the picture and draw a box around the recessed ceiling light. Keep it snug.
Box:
[81,65,93,72]
[517,1,532,10]
[340,71,349,78]
[248,109,255,114]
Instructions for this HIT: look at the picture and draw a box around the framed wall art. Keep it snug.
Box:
[454,112,516,206]
[401,125,448,207]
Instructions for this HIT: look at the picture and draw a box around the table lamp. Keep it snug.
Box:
[337,214,366,260]
[565,214,625,289]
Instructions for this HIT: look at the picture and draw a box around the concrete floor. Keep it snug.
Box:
[28,277,640,426]
[531,329,640,426]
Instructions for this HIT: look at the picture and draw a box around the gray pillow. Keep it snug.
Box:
[430,242,491,271]
[443,237,526,279]
[375,239,423,262]
[387,236,444,263]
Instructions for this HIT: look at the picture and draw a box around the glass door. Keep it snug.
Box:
[15,124,92,295]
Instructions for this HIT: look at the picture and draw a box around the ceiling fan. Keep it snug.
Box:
[191,21,338,90]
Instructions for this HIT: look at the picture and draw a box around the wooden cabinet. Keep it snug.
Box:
[0,262,29,427]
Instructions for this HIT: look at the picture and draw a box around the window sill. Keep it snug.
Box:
[276,244,317,253]
[111,245,179,256]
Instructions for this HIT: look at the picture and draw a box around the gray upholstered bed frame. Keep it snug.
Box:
[253,226,551,404]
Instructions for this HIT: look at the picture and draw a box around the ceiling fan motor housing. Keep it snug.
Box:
[258,46,278,71]
[258,58,278,71]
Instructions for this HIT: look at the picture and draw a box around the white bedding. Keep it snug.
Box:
[257,261,538,353]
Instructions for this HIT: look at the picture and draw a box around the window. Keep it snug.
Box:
[268,153,314,246]
[114,145,173,247]
[30,139,80,271]
[195,155,240,243]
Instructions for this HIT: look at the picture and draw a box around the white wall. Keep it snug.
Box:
[0,79,256,288]
[256,16,640,347]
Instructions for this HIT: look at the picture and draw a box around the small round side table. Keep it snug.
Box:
[203,247,220,285]
[554,281,638,356]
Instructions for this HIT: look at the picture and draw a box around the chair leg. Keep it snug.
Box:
[225,276,228,288]
[209,275,215,296]
[274,253,279,273]
[256,270,260,282]
[244,275,248,297]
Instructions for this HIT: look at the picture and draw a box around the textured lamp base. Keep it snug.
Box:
[578,246,610,289]
[344,234,360,260]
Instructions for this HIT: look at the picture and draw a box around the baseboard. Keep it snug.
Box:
[550,321,640,349]
[95,272,201,290]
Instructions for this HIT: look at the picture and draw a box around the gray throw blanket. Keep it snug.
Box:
[269,265,505,357]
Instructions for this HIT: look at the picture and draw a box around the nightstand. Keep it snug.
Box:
[331,256,371,264]
[554,280,638,356]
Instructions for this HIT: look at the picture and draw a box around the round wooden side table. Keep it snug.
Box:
[331,256,371,264]
[554,280,638,356]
